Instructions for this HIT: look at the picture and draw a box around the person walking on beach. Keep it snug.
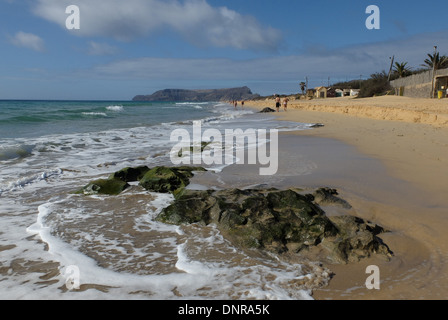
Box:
[234,100,238,109]
[282,97,289,112]
[241,100,245,108]
[275,95,281,112]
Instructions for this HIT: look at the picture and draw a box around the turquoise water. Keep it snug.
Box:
[0,100,216,139]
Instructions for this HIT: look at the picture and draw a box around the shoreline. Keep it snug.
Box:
[242,96,448,299]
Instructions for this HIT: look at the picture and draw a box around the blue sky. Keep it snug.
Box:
[1,0,448,100]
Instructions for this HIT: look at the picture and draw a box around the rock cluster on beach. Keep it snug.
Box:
[79,166,393,264]
[158,187,392,264]
[79,165,206,197]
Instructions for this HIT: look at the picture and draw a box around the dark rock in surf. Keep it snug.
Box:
[156,187,393,264]
[139,166,207,196]
[81,178,130,196]
[259,107,276,113]
[80,165,206,197]
[109,166,150,182]
[312,188,352,209]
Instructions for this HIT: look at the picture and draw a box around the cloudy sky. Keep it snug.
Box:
[1,0,448,100]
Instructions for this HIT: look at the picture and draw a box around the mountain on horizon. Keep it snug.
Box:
[132,86,260,102]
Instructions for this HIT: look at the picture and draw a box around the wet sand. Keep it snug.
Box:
[238,96,448,300]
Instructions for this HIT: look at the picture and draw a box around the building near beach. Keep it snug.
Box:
[315,86,327,99]
[335,89,344,97]
[327,87,336,98]
[390,68,448,98]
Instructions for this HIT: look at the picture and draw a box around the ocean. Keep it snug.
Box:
[0,100,327,300]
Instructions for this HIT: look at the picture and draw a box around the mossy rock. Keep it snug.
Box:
[156,187,393,263]
[81,178,130,195]
[139,166,206,194]
[156,189,215,225]
[158,188,338,252]
[326,215,392,263]
[109,166,150,182]
[79,166,206,197]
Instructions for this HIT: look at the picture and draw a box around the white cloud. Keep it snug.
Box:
[33,0,282,51]
[86,47,383,81]
[9,31,45,52]
[87,41,118,56]
[81,30,448,85]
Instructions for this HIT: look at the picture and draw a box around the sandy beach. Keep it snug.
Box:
[243,95,448,300]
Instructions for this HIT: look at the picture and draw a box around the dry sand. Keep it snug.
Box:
[244,95,448,300]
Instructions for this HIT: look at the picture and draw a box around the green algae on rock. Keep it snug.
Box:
[80,178,130,196]
[156,187,393,264]
[139,166,207,195]
[109,166,150,183]
[79,166,206,196]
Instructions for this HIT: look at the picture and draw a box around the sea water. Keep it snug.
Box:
[0,100,327,300]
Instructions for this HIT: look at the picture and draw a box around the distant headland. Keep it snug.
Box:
[132,86,260,102]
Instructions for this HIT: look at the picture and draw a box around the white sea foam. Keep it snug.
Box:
[82,112,108,117]
[0,169,62,195]
[106,105,124,112]
[21,194,319,300]
[175,102,209,106]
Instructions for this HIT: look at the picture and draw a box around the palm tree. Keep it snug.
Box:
[422,52,448,70]
[299,82,306,95]
[393,62,412,78]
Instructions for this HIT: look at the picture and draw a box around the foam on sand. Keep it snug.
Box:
[24,191,325,300]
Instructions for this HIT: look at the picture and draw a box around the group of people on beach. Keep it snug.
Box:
[275,95,289,112]
[232,100,244,109]
[231,96,289,112]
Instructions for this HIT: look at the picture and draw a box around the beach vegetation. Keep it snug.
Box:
[393,62,412,78]
[332,79,362,90]
[358,71,392,98]
[421,52,448,70]
[300,82,306,95]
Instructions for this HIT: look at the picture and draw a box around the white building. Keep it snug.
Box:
[315,86,327,99]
